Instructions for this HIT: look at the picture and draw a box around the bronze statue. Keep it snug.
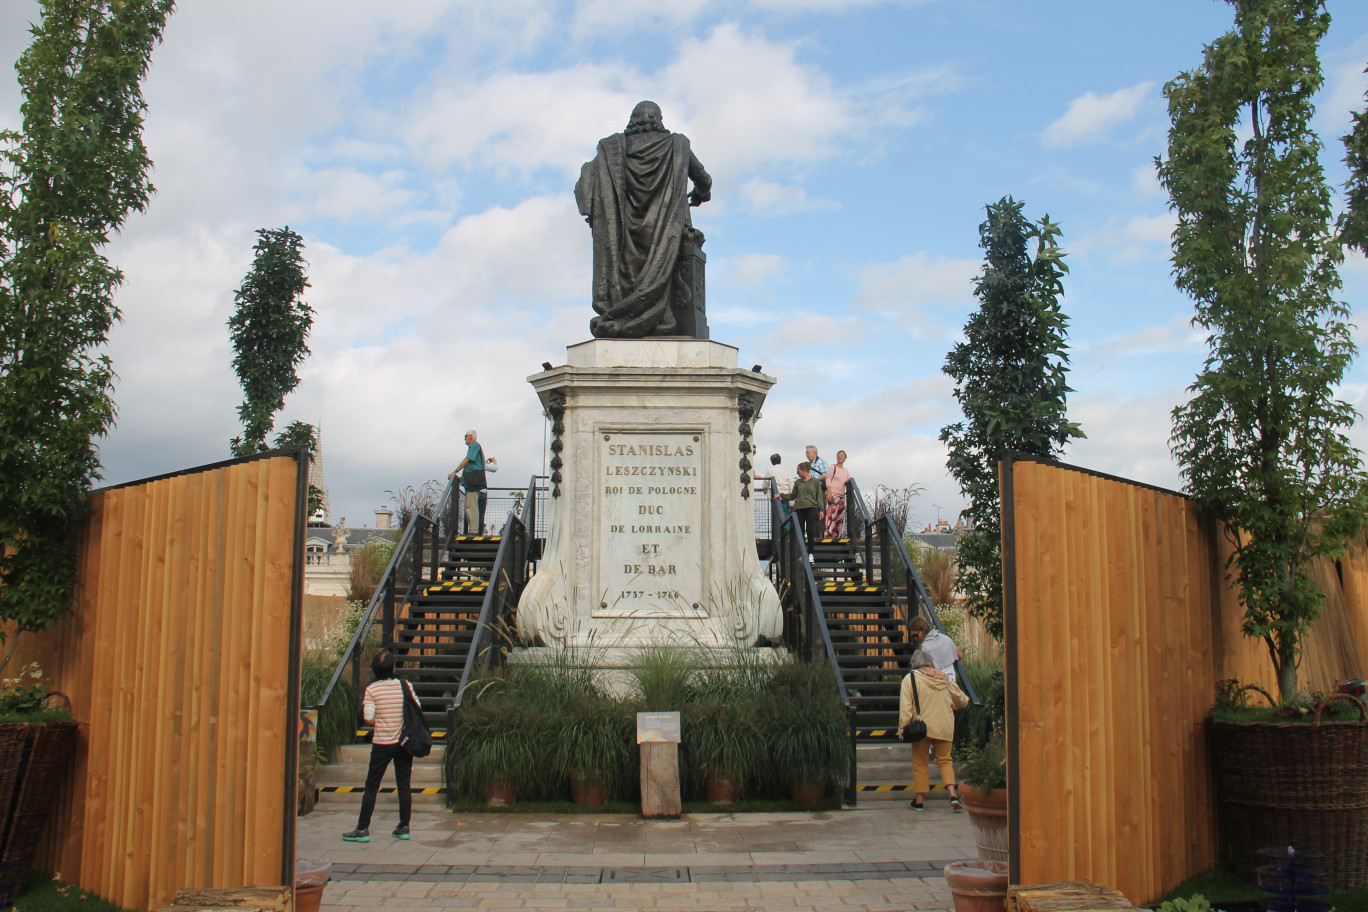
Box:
[576,101,712,339]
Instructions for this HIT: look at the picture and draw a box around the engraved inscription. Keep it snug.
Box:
[596,431,704,617]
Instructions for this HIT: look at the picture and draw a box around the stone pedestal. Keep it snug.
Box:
[639,742,682,819]
[516,339,780,651]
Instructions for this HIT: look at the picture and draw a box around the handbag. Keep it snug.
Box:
[399,679,432,758]
[900,673,928,743]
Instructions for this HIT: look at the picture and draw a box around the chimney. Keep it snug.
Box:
[375,506,393,530]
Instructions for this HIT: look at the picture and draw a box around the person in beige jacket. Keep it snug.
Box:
[899,648,970,811]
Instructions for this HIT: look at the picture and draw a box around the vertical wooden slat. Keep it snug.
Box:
[1012,459,1045,883]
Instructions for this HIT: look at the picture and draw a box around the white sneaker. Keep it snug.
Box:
[808,554,815,564]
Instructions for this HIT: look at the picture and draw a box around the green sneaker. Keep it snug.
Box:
[392,825,410,840]
[342,827,369,843]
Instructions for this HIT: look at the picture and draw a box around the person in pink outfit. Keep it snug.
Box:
[824,450,852,539]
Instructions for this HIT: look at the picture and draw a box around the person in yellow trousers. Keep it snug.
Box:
[899,647,969,811]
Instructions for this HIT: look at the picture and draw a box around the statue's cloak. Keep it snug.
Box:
[576,131,696,337]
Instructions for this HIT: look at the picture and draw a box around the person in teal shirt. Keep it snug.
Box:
[448,430,494,534]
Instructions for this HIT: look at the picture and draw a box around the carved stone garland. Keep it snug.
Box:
[737,391,760,499]
[546,390,566,497]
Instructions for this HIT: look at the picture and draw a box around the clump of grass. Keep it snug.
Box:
[299,652,357,763]
[445,647,851,806]
[19,871,131,912]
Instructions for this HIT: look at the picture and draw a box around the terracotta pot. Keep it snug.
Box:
[943,860,1008,912]
[295,882,326,912]
[790,778,825,805]
[571,769,607,807]
[958,784,1008,863]
[484,777,518,807]
[705,772,742,805]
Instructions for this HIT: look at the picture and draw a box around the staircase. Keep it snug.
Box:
[395,533,504,728]
[807,536,908,743]
[774,486,976,804]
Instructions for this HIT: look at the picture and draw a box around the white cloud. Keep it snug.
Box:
[1070,213,1175,264]
[1041,81,1155,149]
[399,22,918,194]
[1131,163,1164,200]
[738,179,839,215]
[762,313,869,351]
[1067,390,1186,495]
[852,253,978,316]
[1079,315,1205,362]
[1318,42,1368,136]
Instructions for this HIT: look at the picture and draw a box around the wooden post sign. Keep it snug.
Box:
[637,712,682,819]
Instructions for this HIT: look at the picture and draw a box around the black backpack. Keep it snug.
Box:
[399,679,433,758]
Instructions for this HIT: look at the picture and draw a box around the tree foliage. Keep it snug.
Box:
[1157,0,1368,702]
[940,197,1083,640]
[228,226,311,457]
[0,0,174,659]
[273,419,324,517]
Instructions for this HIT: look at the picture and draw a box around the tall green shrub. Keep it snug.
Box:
[0,0,174,672]
[228,227,312,457]
[940,197,1083,641]
[1157,0,1368,702]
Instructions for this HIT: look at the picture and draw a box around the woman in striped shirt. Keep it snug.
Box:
[343,650,413,842]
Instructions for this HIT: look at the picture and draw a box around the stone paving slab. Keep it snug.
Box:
[300,804,972,910]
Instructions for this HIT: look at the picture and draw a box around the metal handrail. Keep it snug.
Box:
[775,512,858,805]
[521,474,542,567]
[846,478,875,576]
[313,476,457,714]
[450,509,527,712]
[880,513,980,705]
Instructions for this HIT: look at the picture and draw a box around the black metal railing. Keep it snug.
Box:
[446,482,549,543]
[846,478,875,575]
[444,489,536,762]
[878,513,980,705]
[773,511,858,806]
[313,476,459,724]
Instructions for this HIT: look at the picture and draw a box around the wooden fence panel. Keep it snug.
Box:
[7,452,304,911]
[1007,458,1220,902]
[1006,456,1368,902]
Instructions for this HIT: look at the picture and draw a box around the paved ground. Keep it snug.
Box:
[298,800,977,911]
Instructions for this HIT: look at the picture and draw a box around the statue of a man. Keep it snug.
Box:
[576,101,712,339]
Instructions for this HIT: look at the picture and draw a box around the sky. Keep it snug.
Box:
[4,0,1368,533]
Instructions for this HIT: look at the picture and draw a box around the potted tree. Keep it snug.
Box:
[1207,682,1368,887]
[957,737,1008,864]
[1157,0,1368,889]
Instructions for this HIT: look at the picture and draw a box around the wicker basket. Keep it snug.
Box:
[0,720,79,906]
[1208,692,1368,889]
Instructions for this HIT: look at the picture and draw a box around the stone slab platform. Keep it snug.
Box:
[298,805,974,910]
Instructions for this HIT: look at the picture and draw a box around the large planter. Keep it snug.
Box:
[484,777,518,808]
[0,721,79,907]
[790,778,825,805]
[570,769,607,808]
[943,860,1008,912]
[1208,696,1368,889]
[958,784,1008,864]
[705,772,742,805]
